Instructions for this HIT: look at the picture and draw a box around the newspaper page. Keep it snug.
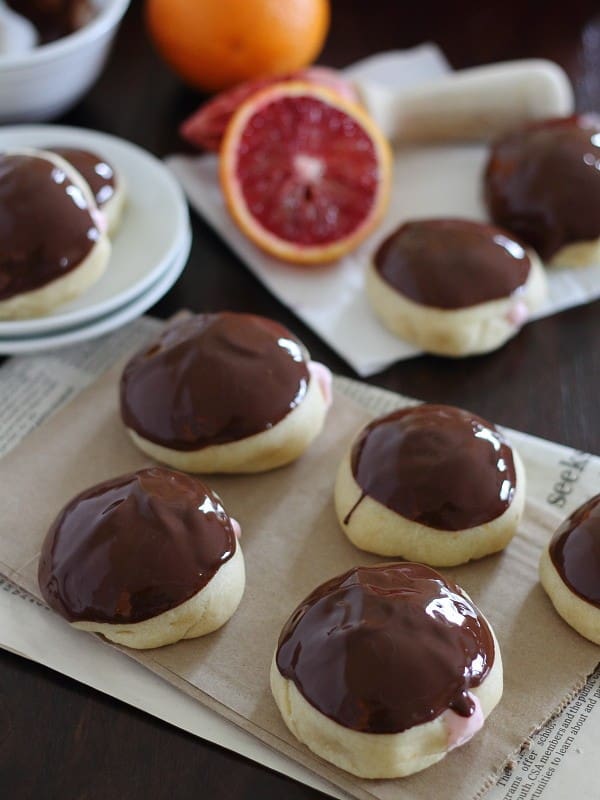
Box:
[0,318,598,800]
[0,317,161,458]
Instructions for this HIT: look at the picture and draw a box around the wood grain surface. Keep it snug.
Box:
[1,1,600,798]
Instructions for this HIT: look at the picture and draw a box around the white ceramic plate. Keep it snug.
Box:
[0,230,191,354]
[0,124,190,335]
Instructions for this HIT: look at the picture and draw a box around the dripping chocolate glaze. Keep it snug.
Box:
[346,404,516,530]
[7,0,96,44]
[485,114,600,260]
[374,218,531,309]
[549,493,600,607]
[120,313,310,451]
[0,153,98,301]
[51,147,116,208]
[276,563,495,734]
[38,467,236,624]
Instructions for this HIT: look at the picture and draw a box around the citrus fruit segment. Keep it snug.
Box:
[220,82,392,264]
[181,68,358,153]
[146,0,330,93]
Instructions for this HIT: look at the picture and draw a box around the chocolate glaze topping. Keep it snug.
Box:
[485,114,600,260]
[120,313,310,451]
[38,467,237,625]
[346,404,516,530]
[549,494,600,607]
[0,153,99,301]
[374,218,531,309]
[275,563,495,733]
[51,147,116,208]
[7,0,96,44]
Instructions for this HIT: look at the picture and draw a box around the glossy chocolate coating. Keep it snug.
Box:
[120,313,310,451]
[7,0,95,44]
[374,218,531,309]
[485,114,600,260]
[38,467,236,625]
[51,147,116,208]
[346,404,516,530]
[275,563,495,733]
[549,494,600,607]
[0,153,99,301]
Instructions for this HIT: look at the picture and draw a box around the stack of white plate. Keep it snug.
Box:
[0,125,191,354]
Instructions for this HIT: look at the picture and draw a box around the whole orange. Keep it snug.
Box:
[145,0,331,93]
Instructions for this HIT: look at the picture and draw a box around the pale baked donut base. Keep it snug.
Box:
[0,148,111,320]
[549,237,600,269]
[365,250,547,357]
[125,374,328,474]
[270,624,503,779]
[71,544,245,650]
[0,236,111,320]
[103,176,127,237]
[334,444,526,566]
[539,547,600,644]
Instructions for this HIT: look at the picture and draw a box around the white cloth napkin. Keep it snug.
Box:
[167,46,600,376]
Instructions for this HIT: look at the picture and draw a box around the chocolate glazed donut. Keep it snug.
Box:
[346,404,516,529]
[120,312,331,474]
[366,218,546,357]
[0,153,99,300]
[0,149,111,320]
[271,562,503,778]
[485,114,600,261]
[334,404,526,566]
[120,313,310,451]
[38,467,246,650]
[38,467,237,624]
[6,0,96,44]
[50,147,116,211]
[548,494,600,607]
[276,563,495,733]
[373,218,531,309]
[540,493,600,644]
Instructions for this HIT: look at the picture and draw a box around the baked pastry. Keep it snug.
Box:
[485,114,600,267]
[366,218,547,357]
[539,494,600,644]
[334,404,525,566]
[0,148,111,320]
[120,312,332,473]
[6,0,95,44]
[38,467,245,650]
[51,146,126,235]
[271,562,503,778]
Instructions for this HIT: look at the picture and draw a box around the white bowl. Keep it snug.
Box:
[0,0,130,122]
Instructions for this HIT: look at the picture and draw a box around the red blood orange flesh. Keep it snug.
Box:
[220,82,392,264]
[181,68,358,152]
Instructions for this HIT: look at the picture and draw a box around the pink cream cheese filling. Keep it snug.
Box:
[91,207,108,234]
[308,360,333,409]
[444,692,485,751]
[506,299,529,327]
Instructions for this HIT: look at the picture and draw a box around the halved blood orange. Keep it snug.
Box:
[181,68,358,152]
[220,82,392,265]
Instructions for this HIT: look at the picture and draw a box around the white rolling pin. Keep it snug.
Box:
[357,59,574,144]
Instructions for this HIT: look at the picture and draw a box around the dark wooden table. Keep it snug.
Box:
[2,1,600,797]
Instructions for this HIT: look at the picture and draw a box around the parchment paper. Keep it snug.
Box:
[0,366,598,800]
[166,47,600,376]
